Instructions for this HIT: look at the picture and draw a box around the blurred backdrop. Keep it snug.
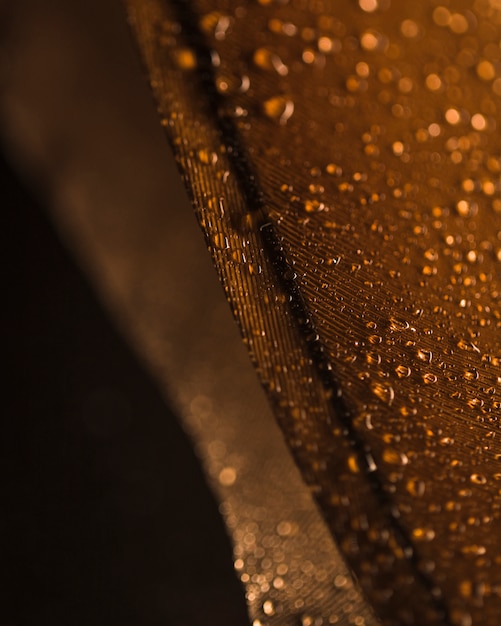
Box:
[0,1,250,624]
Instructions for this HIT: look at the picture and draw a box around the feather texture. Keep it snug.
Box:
[128,1,501,624]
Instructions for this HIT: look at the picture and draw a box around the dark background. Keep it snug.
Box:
[1,142,248,626]
[0,0,250,621]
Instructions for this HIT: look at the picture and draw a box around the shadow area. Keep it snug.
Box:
[1,152,249,626]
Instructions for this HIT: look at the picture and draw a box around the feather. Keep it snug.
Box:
[127,1,501,624]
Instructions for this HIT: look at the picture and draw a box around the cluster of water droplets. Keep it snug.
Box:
[150,0,501,623]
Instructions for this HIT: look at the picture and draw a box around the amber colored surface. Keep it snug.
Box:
[128,1,501,624]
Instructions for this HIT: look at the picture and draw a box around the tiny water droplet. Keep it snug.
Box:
[199,11,232,40]
[389,317,410,331]
[262,599,275,616]
[304,199,325,213]
[395,364,411,378]
[370,381,395,405]
[470,473,487,485]
[406,478,426,497]
[346,452,360,474]
[411,527,436,541]
[326,163,342,176]
[253,47,288,75]
[382,447,409,465]
[263,96,295,125]
[450,609,472,626]
[173,47,197,70]
[218,466,237,486]
[212,233,229,249]
[463,368,479,381]
[417,349,433,363]
[423,372,438,384]
[197,148,218,165]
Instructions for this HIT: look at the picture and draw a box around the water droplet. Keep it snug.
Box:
[263,96,294,125]
[308,183,325,194]
[464,368,479,381]
[470,473,487,485]
[263,599,275,616]
[304,199,325,213]
[445,108,461,125]
[370,381,395,405]
[325,163,342,176]
[359,0,378,12]
[471,113,487,131]
[347,454,360,473]
[406,478,426,497]
[197,148,218,165]
[360,30,384,51]
[461,544,486,556]
[423,373,438,384]
[318,36,341,53]
[218,466,237,486]
[416,349,433,363]
[212,233,229,249]
[395,364,411,378]
[199,11,232,40]
[333,574,348,588]
[382,447,409,465]
[456,200,477,218]
[173,47,197,70]
[253,47,288,76]
[411,527,436,541]
[364,352,380,367]
[401,19,420,39]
